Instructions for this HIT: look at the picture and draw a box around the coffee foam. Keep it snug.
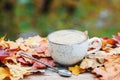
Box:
[48,30,87,44]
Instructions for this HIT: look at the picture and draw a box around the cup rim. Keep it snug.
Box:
[47,29,89,45]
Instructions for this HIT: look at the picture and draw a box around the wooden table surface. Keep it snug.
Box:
[23,69,94,80]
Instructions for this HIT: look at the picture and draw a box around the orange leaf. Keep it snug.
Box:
[0,67,11,80]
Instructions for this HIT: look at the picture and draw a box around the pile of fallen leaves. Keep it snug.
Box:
[69,33,120,80]
[0,35,55,80]
[1,33,120,80]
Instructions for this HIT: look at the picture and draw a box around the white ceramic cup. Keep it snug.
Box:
[47,30,102,65]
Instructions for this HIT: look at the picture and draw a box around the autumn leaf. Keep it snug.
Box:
[68,65,85,76]
[101,38,117,51]
[0,35,6,42]
[6,63,31,80]
[23,35,42,48]
[0,67,11,80]
[6,41,19,50]
[113,33,120,44]
[3,55,17,64]
[32,58,55,69]
[35,38,48,53]
[0,48,9,60]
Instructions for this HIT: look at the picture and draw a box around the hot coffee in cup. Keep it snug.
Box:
[48,30,102,65]
[48,30,87,44]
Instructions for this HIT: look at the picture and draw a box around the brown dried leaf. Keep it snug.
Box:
[92,54,120,80]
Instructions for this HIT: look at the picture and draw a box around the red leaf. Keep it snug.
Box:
[35,38,48,53]
[17,57,28,64]
[113,35,120,43]
[102,37,109,40]
[32,61,46,69]
[0,48,9,60]
[32,58,55,69]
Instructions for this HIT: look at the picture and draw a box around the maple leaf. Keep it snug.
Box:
[0,48,9,60]
[6,41,19,50]
[6,63,31,80]
[0,35,6,42]
[35,38,48,53]
[19,44,29,51]
[23,35,42,48]
[101,38,117,51]
[3,55,17,64]
[0,67,11,80]
[113,33,120,44]
[32,57,55,69]
[92,54,120,80]
[68,65,85,76]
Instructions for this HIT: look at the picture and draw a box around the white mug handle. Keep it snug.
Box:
[87,37,102,55]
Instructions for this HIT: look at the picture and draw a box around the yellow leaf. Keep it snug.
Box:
[6,63,31,80]
[0,35,6,42]
[0,67,11,80]
[68,65,85,76]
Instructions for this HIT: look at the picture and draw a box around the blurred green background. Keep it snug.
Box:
[0,0,120,40]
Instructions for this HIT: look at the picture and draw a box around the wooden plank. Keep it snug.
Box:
[23,70,94,80]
